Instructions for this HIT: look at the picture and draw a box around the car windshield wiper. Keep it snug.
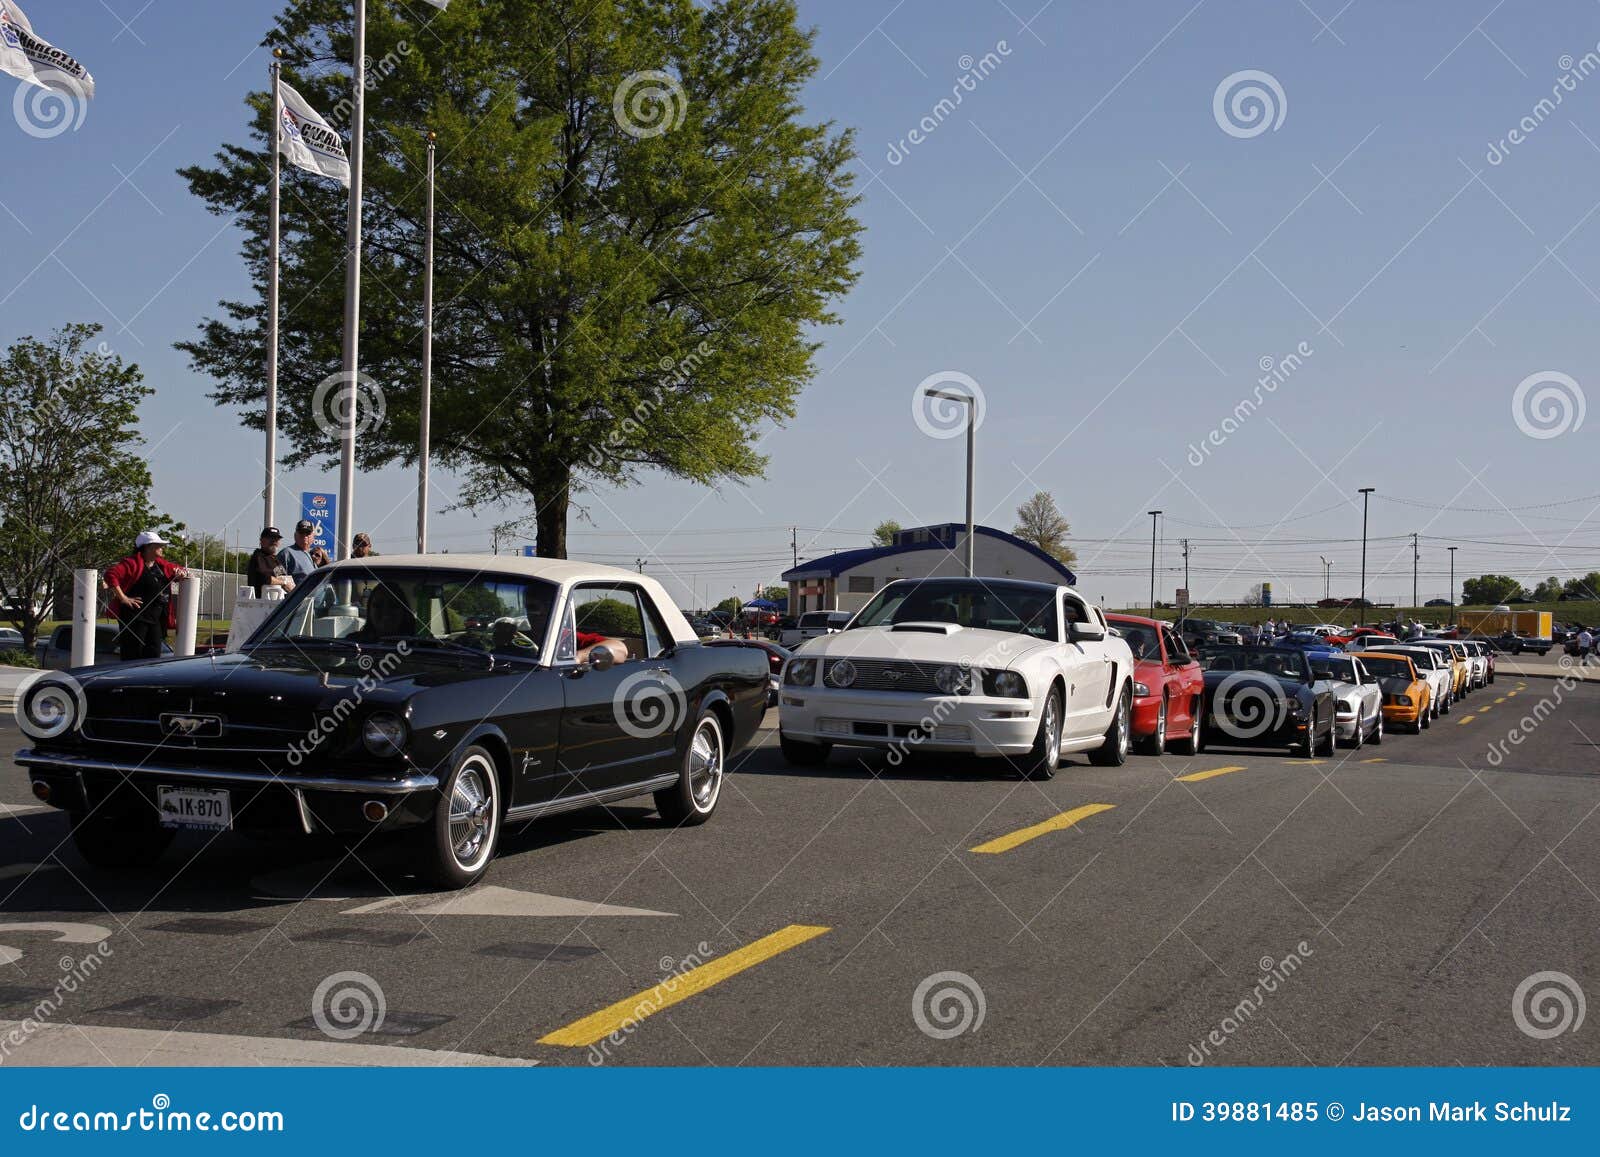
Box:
[251,635,364,651]
[380,636,500,665]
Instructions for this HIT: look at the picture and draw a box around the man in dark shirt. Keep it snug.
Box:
[246,527,289,596]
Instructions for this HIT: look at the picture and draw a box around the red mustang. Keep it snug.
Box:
[1106,613,1206,755]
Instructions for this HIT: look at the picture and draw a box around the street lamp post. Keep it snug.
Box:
[1358,487,1375,625]
[1147,510,1162,611]
[925,387,978,577]
[1320,556,1332,601]
[1448,546,1458,626]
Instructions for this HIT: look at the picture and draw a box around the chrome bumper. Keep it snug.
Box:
[17,749,439,795]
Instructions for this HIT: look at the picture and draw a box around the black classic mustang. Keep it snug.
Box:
[1199,646,1336,757]
[15,557,768,887]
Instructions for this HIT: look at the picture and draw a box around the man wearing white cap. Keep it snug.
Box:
[103,531,188,661]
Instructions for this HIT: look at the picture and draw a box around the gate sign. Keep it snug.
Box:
[300,492,336,553]
[521,545,538,557]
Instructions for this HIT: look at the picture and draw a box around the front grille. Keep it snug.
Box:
[823,658,945,694]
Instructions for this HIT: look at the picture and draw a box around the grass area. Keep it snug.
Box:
[1108,602,1589,630]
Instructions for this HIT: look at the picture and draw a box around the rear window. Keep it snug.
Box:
[799,612,832,628]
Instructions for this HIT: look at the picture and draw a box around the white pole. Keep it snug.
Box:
[174,577,200,657]
[71,570,96,668]
[417,131,435,553]
[265,50,282,532]
[335,0,367,560]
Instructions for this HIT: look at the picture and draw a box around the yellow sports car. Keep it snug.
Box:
[1360,652,1432,733]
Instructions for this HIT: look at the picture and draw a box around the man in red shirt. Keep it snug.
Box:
[103,531,188,661]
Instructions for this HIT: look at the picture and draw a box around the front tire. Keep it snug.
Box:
[420,745,501,889]
[1172,697,1204,756]
[1088,687,1132,767]
[1014,686,1063,780]
[69,806,174,868]
[1140,696,1168,756]
[657,711,724,825]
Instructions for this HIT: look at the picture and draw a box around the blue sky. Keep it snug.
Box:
[4,1,1600,609]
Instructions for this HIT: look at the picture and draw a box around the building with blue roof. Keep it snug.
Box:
[780,523,1078,613]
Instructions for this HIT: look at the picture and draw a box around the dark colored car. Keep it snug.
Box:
[16,558,768,888]
[1175,618,1243,649]
[705,637,792,705]
[35,623,174,670]
[1490,632,1550,655]
[1199,646,1336,757]
[1279,632,1342,652]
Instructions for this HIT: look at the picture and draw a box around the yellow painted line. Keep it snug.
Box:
[1494,697,1506,704]
[537,924,830,1047]
[1457,714,1478,725]
[970,802,1116,855]
[1174,764,1247,784]
[1360,757,1387,763]
[1507,691,1519,697]
[1280,759,1326,765]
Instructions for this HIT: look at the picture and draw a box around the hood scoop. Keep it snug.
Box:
[889,622,963,635]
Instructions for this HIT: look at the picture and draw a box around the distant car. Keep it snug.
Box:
[1424,598,1452,608]
[0,626,23,650]
[1107,614,1205,755]
[1175,618,1243,649]
[1280,632,1341,651]
[1358,652,1432,733]
[1200,646,1336,757]
[1341,635,1398,653]
[706,637,791,705]
[779,610,852,649]
[1307,652,1384,748]
[1490,632,1549,655]
[35,624,174,670]
[689,617,718,638]
[1316,597,1372,609]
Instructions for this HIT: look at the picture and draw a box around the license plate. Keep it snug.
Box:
[156,786,231,830]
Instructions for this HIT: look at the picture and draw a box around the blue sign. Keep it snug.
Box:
[299,491,336,553]
[521,545,538,557]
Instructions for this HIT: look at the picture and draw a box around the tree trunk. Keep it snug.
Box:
[534,469,570,559]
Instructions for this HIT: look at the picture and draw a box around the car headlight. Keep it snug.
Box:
[1132,680,1151,698]
[361,713,408,756]
[784,658,817,686]
[828,659,857,688]
[1336,699,1355,716]
[934,664,972,695]
[22,680,80,739]
[984,669,1028,698]
[1391,694,1412,706]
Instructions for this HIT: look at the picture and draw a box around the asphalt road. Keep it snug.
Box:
[1,672,1597,1067]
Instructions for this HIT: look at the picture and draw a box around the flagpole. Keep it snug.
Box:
[264,48,282,533]
[335,0,366,560]
[417,131,435,554]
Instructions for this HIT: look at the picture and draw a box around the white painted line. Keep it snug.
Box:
[0,1019,535,1067]
[342,884,674,918]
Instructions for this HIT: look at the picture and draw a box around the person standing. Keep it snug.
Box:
[279,520,319,584]
[246,526,291,597]
[103,531,188,661]
[1578,626,1594,666]
[351,532,377,558]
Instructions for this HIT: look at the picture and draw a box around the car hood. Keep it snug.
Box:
[801,624,1052,668]
[1377,675,1418,696]
[1203,669,1311,695]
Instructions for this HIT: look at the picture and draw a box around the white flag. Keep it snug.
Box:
[277,81,351,187]
[0,0,94,96]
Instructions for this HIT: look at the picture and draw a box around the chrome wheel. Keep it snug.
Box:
[1042,693,1061,769]
[688,719,724,811]
[448,755,497,871]
[1116,694,1130,758]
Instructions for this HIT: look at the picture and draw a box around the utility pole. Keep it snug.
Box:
[1411,532,1419,610]
[1448,546,1458,626]
[1147,510,1162,611]
[1180,538,1190,592]
[1320,556,1332,601]
[1358,487,1375,626]
[791,527,798,570]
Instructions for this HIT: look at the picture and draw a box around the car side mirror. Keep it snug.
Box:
[1069,622,1105,643]
[586,646,616,672]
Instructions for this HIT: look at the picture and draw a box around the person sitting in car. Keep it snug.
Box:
[488,587,627,665]
[351,583,419,642]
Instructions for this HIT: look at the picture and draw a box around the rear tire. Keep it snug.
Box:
[779,734,830,766]
[1088,687,1132,767]
[69,806,174,868]
[657,711,724,826]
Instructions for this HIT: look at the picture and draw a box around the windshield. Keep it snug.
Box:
[851,579,1060,639]
[1393,648,1438,669]
[1203,647,1311,682]
[1113,622,1160,660]
[1361,656,1415,680]
[248,566,561,660]
[1309,656,1358,683]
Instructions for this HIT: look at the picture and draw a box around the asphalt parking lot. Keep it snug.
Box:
[1,674,1597,1067]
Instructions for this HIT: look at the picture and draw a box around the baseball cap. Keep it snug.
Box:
[261,526,282,540]
[294,519,315,534]
[134,531,168,548]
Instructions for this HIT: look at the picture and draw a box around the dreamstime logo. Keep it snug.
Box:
[310,370,387,439]
[912,970,986,1039]
[311,971,386,1040]
[613,70,687,139]
[1187,941,1314,1064]
[1485,660,1581,766]
[1210,671,1288,739]
[1487,46,1600,165]
[1511,371,1584,439]
[885,41,1012,165]
[13,672,86,741]
[1512,970,1585,1040]
[912,371,985,440]
[1187,341,1313,467]
[12,78,89,139]
[611,668,688,739]
[586,941,713,1065]
[1212,70,1286,139]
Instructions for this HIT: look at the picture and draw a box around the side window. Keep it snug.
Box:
[565,584,653,662]
[1060,596,1089,641]
[1164,628,1190,663]
[636,590,675,659]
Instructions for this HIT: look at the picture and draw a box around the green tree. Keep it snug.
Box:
[1532,575,1564,601]
[871,520,901,547]
[714,596,742,616]
[1460,574,1524,605]
[0,324,166,647]
[760,585,787,603]
[1012,491,1077,567]
[180,0,861,558]
[1562,572,1600,600]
